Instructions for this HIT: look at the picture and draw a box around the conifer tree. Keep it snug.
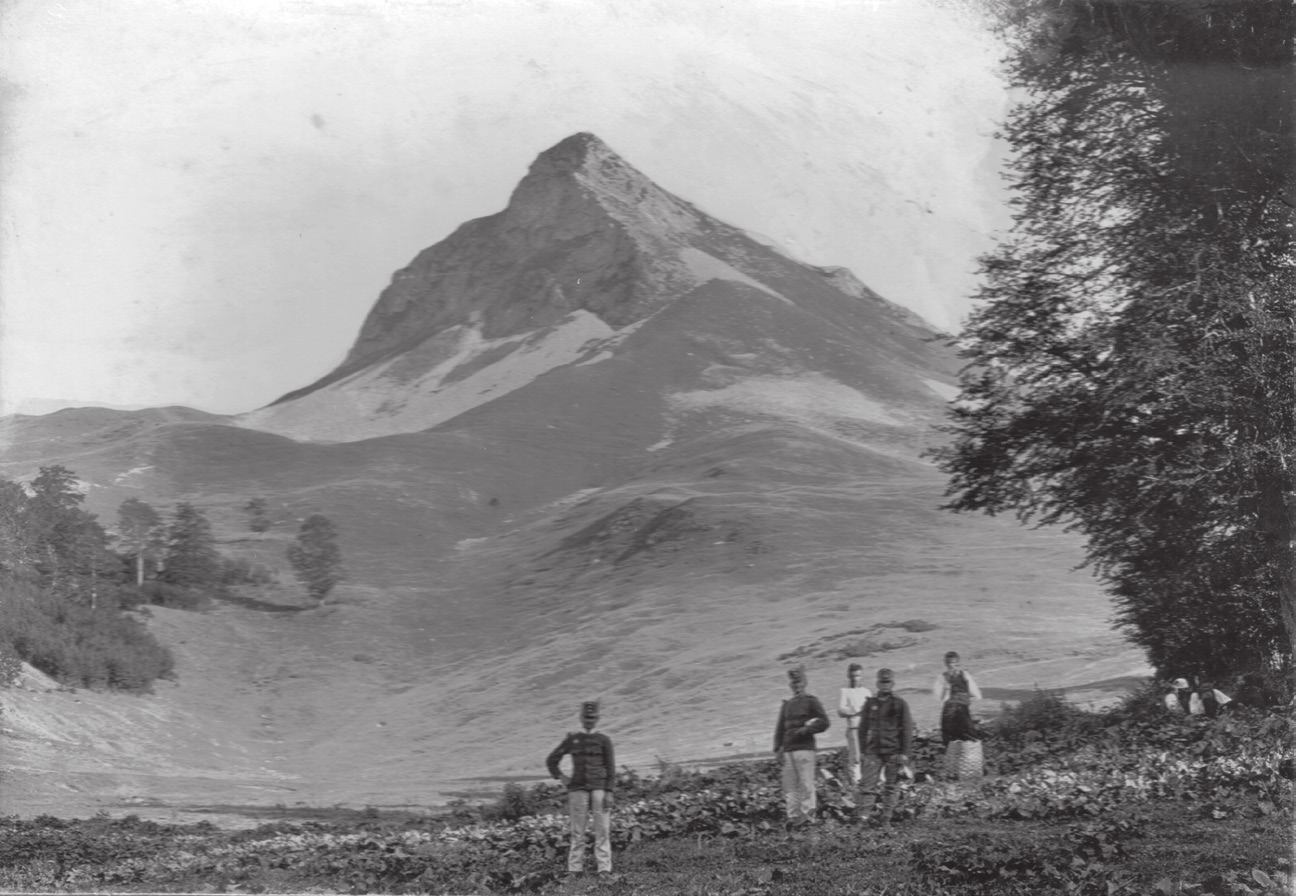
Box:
[287,514,344,601]
[21,465,118,604]
[25,465,89,583]
[161,503,222,589]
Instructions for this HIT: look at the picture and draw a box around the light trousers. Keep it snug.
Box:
[566,789,611,872]
[844,724,862,783]
[780,750,817,823]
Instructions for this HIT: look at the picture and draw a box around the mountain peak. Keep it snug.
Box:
[263,134,900,419]
[529,132,615,174]
[511,131,686,227]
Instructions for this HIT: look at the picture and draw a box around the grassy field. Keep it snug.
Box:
[1,689,1290,895]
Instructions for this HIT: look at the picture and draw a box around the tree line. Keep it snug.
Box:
[0,464,345,690]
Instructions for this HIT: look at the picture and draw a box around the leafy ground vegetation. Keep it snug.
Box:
[2,690,1290,895]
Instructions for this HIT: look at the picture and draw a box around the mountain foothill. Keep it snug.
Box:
[0,133,1146,821]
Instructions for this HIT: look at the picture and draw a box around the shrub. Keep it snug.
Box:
[0,649,21,687]
[0,574,175,690]
[994,689,1074,739]
[483,783,566,822]
[1115,679,1170,717]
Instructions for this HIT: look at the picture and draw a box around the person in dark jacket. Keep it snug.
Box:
[546,701,616,874]
[857,667,913,826]
[773,665,830,829]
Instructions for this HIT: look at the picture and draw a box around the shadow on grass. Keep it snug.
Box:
[212,592,311,613]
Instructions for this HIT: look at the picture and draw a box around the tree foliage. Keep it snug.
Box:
[935,0,1295,679]
[116,497,164,587]
[1,573,175,689]
[161,503,222,589]
[287,513,344,601]
[0,468,181,690]
[0,465,120,606]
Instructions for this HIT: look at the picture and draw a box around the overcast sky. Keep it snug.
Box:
[1,0,1011,416]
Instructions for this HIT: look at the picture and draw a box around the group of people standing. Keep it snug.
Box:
[775,651,983,831]
[544,652,986,875]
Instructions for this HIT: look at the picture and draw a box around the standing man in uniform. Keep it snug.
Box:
[773,664,830,832]
[857,668,913,827]
[546,700,616,875]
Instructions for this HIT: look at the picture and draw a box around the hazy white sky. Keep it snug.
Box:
[1,0,1010,416]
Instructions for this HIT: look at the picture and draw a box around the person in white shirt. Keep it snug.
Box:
[1191,682,1233,717]
[1164,678,1192,713]
[837,663,872,784]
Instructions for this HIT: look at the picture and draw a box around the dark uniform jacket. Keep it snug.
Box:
[858,693,913,756]
[546,730,616,792]
[773,694,830,752]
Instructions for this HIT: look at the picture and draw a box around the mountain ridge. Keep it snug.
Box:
[242,132,946,444]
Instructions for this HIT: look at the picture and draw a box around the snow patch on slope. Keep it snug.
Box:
[237,312,616,442]
[922,378,960,402]
[113,465,155,484]
[669,373,903,428]
[678,247,791,304]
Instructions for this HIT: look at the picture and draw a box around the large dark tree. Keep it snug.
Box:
[936,0,1294,680]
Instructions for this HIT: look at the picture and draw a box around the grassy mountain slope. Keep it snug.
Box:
[0,136,1148,822]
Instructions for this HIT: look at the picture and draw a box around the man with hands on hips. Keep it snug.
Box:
[546,700,616,875]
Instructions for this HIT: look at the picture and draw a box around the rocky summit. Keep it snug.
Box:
[236,133,940,443]
[0,134,1146,822]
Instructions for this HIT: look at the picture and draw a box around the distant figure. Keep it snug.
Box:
[934,651,984,779]
[934,651,983,745]
[774,665,829,831]
[1193,682,1233,717]
[857,667,913,827]
[1164,678,1193,713]
[546,701,616,875]
[838,663,872,785]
